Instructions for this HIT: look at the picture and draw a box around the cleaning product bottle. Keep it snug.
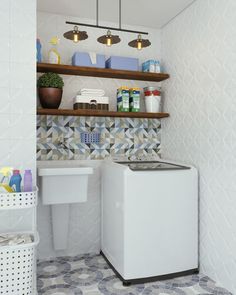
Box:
[37,38,42,63]
[0,167,13,193]
[23,170,33,192]
[9,170,22,192]
[48,37,61,64]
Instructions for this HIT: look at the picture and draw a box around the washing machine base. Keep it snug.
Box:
[100,251,199,286]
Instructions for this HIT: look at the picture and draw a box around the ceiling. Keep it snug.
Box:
[37,0,195,29]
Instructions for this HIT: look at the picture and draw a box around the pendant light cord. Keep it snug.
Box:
[65,0,149,35]
[96,0,99,26]
[119,0,121,30]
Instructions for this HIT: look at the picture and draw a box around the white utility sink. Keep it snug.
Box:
[38,164,93,205]
[37,161,93,250]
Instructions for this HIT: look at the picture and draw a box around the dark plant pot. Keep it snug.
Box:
[38,87,63,109]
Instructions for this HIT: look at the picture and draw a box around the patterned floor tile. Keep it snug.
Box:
[37,254,232,295]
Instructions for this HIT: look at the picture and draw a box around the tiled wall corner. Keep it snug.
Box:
[162,0,236,293]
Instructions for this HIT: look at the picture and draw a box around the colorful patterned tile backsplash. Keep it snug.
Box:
[37,115,161,160]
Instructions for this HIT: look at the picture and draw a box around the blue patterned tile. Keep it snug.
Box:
[38,284,82,295]
[63,267,104,286]
[37,115,161,160]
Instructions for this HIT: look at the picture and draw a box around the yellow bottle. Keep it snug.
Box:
[48,37,61,64]
[0,167,14,193]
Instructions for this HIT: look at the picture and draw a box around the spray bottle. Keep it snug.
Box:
[48,36,61,64]
[0,167,13,193]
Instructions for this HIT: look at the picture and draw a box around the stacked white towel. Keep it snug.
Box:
[80,88,105,97]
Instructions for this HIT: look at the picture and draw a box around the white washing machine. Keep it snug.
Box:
[101,159,198,285]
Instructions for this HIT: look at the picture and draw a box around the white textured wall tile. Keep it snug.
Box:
[0,139,11,166]
[9,139,36,171]
[0,62,10,88]
[0,2,10,40]
[10,36,36,64]
[10,6,35,39]
[0,88,10,114]
[0,114,10,139]
[162,0,236,293]
[10,87,36,114]
[10,114,36,140]
[10,63,35,89]
[0,39,10,63]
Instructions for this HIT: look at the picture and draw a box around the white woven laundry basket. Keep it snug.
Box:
[0,232,39,295]
[0,189,38,294]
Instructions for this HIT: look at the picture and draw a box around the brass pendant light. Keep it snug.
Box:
[64,0,151,49]
[97,30,121,46]
[97,0,121,46]
[63,25,88,43]
[128,34,151,50]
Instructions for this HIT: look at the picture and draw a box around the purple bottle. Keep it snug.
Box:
[23,170,33,192]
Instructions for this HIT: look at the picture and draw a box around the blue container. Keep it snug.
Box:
[106,56,139,71]
[37,39,42,63]
[142,60,161,73]
[9,170,22,192]
[72,52,105,68]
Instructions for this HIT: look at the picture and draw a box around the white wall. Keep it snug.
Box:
[37,12,162,259]
[162,0,236,293]
[0,1,36,232]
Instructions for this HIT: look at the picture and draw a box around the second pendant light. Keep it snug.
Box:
[97,30,121,47]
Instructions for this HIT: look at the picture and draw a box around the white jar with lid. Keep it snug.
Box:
[144,87,161,113]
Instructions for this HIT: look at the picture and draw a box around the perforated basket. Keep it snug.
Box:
[0,232,39,295]
[0,190,37,210]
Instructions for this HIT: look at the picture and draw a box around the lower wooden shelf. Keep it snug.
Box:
[37,108,169,119]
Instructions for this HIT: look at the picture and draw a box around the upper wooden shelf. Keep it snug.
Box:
[37,108,169,119]
[37,63,169,82]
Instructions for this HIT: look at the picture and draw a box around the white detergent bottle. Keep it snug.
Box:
[48,37,61,64]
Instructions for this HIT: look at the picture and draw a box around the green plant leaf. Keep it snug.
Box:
[37,72,64,89]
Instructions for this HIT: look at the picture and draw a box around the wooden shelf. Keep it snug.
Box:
[37,63,169,82]
[37,108,169,119]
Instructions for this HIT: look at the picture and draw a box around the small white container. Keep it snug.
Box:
[145,95,161,112]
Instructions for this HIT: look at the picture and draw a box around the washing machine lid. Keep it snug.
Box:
[116,161,190,171]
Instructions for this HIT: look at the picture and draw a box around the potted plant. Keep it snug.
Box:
[38,72,64,109]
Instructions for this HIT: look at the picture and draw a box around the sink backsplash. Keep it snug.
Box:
[37,115,161,160]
